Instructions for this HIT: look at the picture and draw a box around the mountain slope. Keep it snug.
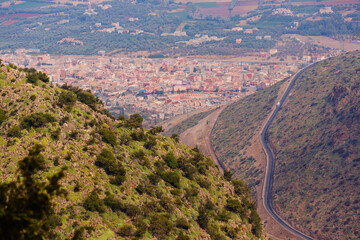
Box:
[211,51,360,240]
[269,51,360,240]
[211,79,285,189]
[0,62,267,239]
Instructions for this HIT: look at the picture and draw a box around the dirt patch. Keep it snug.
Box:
[305,16,323,21]
[179,105,227,172]
[193,0,259,18]
[0,13,41,19]
[285,34,360,52]
[0,19,19,25]
[339,9,356,16]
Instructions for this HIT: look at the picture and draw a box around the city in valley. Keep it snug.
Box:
[1,52,303,122]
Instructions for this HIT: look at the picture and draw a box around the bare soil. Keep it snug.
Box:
[287,34,360,52]
[179,105,226,173]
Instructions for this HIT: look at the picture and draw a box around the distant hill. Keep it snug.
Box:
[0,62,266,239]
[212,51,360,240]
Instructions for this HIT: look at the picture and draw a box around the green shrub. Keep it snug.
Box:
[102,109,115,120]
[171,133,179,143]
[123,203,141,217]
[197,177,211,189]
[223,170,233,181]
[147,173,160,185]
[77,91,98,109]
[95,149,126,179]
[149,126,164,135]
[58,90,77,108]
[0,108,6,125]
[26,71,49,84]
[225,198,245,216]
[184,185,199,201]
[60,84,100,109]
[59,116,69,126]
[197,204,210,229]
[159,196,175,213]
[118,224,134,237]
[232,179,251,197]
[104,195,124,212]
[83,190,106,213]
[129,113,143,128]
[249,210,262,237]
[130,129,146,141]
[99,128,117,146]
[110,174,126,186]
[50,128,61,141]
[20,113,56,129]
[218,209,232,222]
[177,231,190,240]
[180,162,197,180]
[176,217,190,230]
[164,152,178,169]
[144,136,157,150]
[29,95,36,101]
[69,130,78,140]
[7,125,22,138]
[132,149,146,160]
[149,213,174,238]
[161,171,181,188]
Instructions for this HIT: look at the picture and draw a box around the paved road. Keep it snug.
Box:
[260,64,316,240]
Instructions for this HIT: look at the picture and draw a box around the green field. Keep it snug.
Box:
[8,1,51,10]
[168,11,190,20]
[194,2,219,8]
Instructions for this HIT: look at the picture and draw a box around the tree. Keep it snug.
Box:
[0,144,65,240]
[129,113,143,128]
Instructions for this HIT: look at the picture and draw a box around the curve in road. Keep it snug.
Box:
[260,64,316,240]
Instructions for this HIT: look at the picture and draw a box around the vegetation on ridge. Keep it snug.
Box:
[0,62,266,239]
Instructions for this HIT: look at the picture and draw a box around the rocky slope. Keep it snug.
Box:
[0,62,267,239]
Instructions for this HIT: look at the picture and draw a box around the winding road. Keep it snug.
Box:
[260,64,316,240]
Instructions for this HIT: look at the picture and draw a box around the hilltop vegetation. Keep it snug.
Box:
[269,51,360,240]
[0,62,266,239]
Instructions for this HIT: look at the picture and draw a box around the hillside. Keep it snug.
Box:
[211,79,285,189]
[211,51,360,240]
[164,108,217,137]
[0,62,267,239]
[269,51,360,240]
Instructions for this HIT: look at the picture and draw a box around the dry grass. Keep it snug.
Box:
[286,34,360,52]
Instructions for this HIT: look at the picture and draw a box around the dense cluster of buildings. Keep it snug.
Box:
[1,52,299,121]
